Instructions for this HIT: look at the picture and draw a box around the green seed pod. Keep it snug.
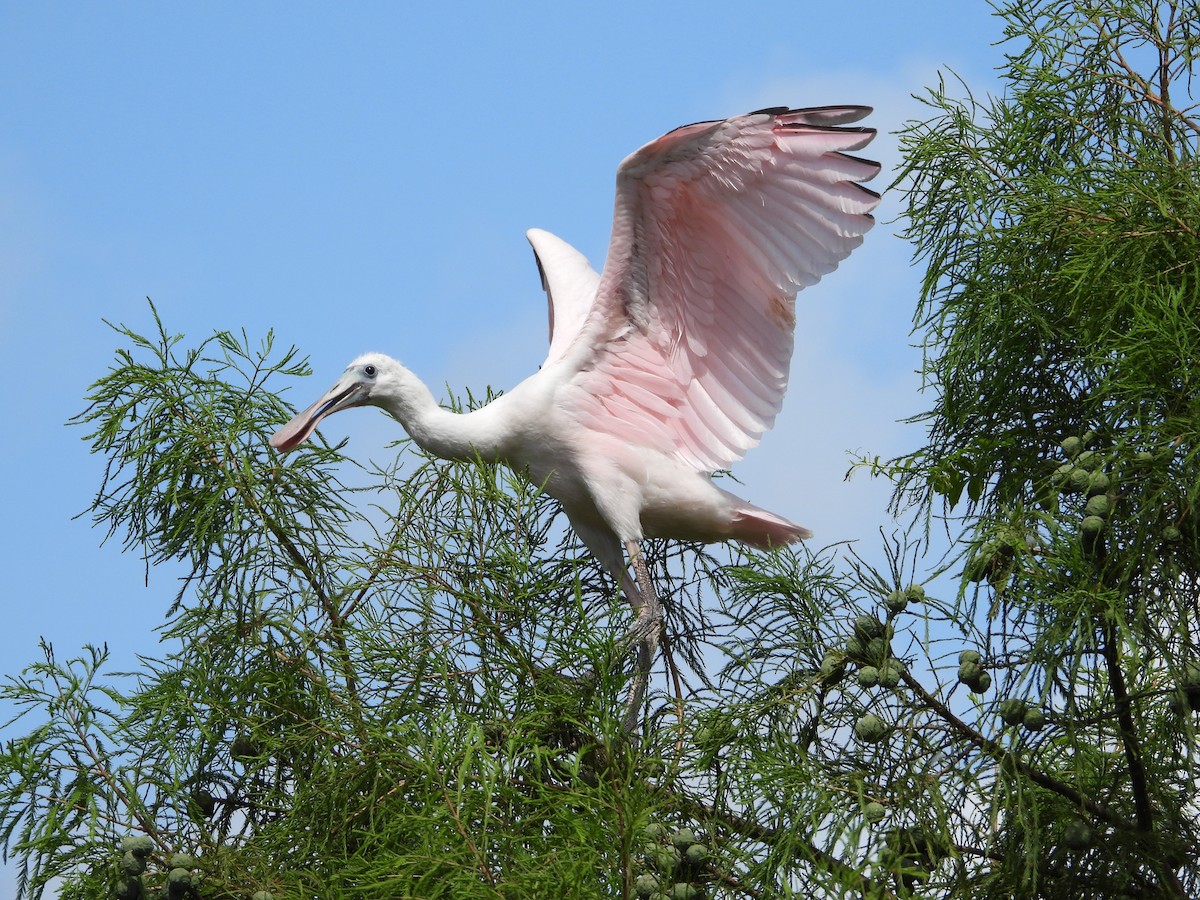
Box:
[122,851,147,876]
[1074,449,1100,471]
[884,825,947,867]
[863,801,886,824]
[974,671,993,693]
[1022,707,1047,731]
[1180,664,1200,711]
[1062,820,1092,850]
[1060,435,1083,458]
[854,713,888,743]
[114,877,144,900]
[1081,516,1106,557]
[885,589,908,613]
[167,868,192,899]
[843,636,866,660]
[646,844,682,872]
[169,853,196,870]
[958,660,983,684]
[1163,525,1183,543]
[251,892,276,900]
[642,822,670,843]
[964,552,989,583]
[866,637,889,664]
[1051,463,1073,492]
[666,883,700,900]
[904,583,926,603]
[818,651,847,686]
[1084,494,1111,518]
[635,873,661,898]
[857,665,880,688]
[671,827,698,850]
[685,842,710,866]
[1086,471,1110,497]
[852,614,885,641]
[1181,664,1200,690]
[998,699,1028,726]
[231,733,261,761]
[1067,467,1092,493]
[878,660,904,689]
[959,649,982,665]
[191,788,216,818]
[120,835,154,858]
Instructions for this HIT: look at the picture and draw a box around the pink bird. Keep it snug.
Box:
[271,106,880,729]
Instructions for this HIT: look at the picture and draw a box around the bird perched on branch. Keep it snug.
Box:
[270,106,880,731]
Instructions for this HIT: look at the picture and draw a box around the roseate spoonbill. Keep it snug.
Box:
[271,106,880,730]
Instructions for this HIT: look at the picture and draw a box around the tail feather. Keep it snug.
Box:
[730,505,812,548]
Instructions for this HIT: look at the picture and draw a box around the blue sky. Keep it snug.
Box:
[0,1,1004,887]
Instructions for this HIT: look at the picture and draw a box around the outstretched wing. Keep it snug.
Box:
[557,106,881,472]
[527,227,601,365]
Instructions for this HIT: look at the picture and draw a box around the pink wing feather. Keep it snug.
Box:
[559,106,880,472]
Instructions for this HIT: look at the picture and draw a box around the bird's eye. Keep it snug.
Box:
[364,364,377,378]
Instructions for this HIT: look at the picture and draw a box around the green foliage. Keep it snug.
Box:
[890,1,1200,896]
[898,0,1200,527]
[2,312,912,898]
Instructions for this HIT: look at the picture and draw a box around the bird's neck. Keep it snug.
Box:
[374,366,505,462]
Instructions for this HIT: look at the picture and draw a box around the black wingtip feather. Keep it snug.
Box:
[747,105,792,116]
[668,105,874,139]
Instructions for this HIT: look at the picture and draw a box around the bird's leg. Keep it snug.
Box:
[621,539,663,733]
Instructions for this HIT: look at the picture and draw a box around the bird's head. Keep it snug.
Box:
[269,352,398,453]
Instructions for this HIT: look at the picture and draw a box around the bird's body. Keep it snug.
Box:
[337,350,805,547]
[271,106,881,727]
